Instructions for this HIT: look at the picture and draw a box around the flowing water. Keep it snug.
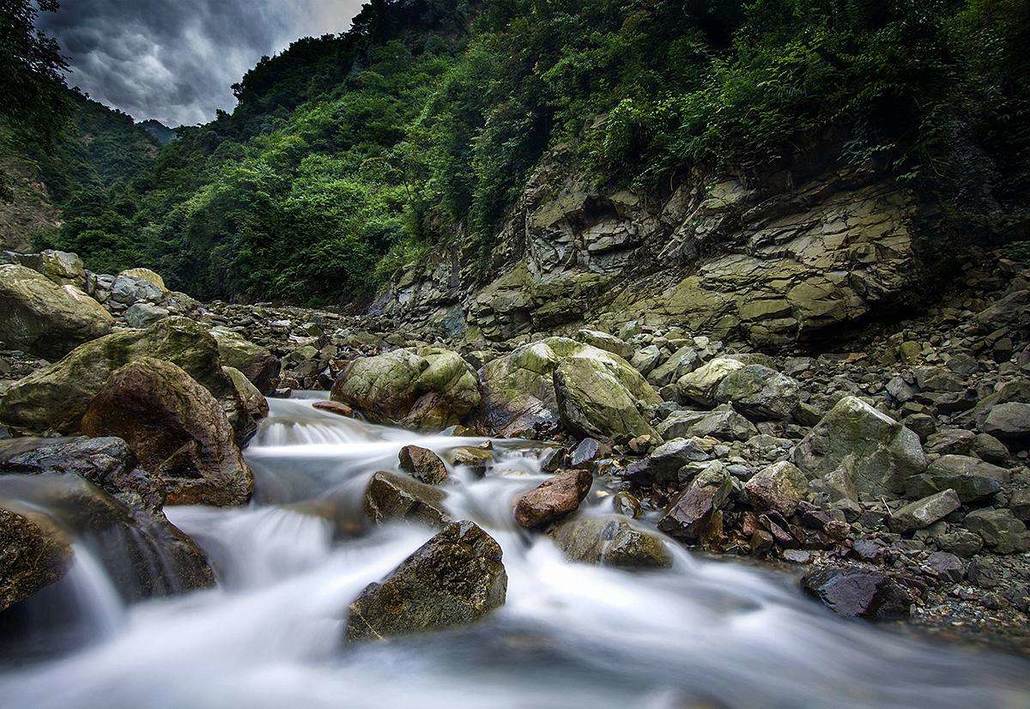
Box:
[2,396,1029,708]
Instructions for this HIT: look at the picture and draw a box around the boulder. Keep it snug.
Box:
[575,329,633,360]
[0,317,250,438]
[963,509,1029,554]
[2,249,85,286]
[685,407,758,442]
[792,396,926,499]
[657,463,733,541]
[648,437,715,480]
[553,358,658,441]
[648,345,701,387]
[81,358,253,507]
[363,471,449,528]
[331,347,480,431]
[398,445,449,485]
[123,302,170,329]
[889,490,961,533]
[109,273,164,308]
[345,521,507,641]
[513,469,592,529]
[905,455,1008,503]
[677,357,747,407]
[744,461,809,516]
[569,437,611,468]
[223,366,269,421]
[209,327,281,394]
[801,567,911,620]
[0,264,113,359]
[0,505,73,611]
[118,267,168,292]
[549,515,672,568]
[713,364,800,421]
[982,402,1030,447]
[478,337,659,438]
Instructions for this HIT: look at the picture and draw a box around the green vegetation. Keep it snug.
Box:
[20,0,1030,305]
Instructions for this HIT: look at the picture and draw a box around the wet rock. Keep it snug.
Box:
[647,437,715,480]
[0,505,73,611]
[363,471,449,528]
[744,461,809,517]
[312,400,355,417]
[0,317,249,438]
[398,445,449,485]
[792,396,926,499]
[657,463,733,541]
[613,491,642,518]
[801,567,911,620]
[906,455,1008,503]
[223,366,269,421]
[210,327,281,394]
[713,364,800,421]
[569,437,611,468]
[444,446,493,476]
[889,490,961,533]
[963,509,1029,554]
[514,469,592,529]
[982,402,1030,447]
[331,347,480,431]
[345,521,506,641]
[0,264,114,359]
[549,515,671,568]
[81,358,254,507]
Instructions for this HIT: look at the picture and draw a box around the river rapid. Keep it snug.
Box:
[1,395,1028,708]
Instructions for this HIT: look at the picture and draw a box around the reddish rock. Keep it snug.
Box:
[514,469,592,529]
[398,445,449,485]
[313,400,355,417]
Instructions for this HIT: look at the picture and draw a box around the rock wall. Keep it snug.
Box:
[374,155,928,350]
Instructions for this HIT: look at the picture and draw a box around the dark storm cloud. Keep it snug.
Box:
[39,1,364,126]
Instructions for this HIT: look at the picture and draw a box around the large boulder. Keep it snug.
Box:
[513,469,592,529]
[792,396,926,500]
[223,366,269,421]
[363,471,449,528]
[0,317,250,438]
[398,445,449,485]
[1,249,85,286]
[108,272,164,308]
[345,521,507,641]
[0,264,113,359]
[80,358,253,507]
[0,505,72,611]
[118,267,168,293]
[479,338,660,438]
[548,515,672,568]
[331,347,480,431]
[713,364,801,421]
[553,358,659,441]
[209,327,281,394]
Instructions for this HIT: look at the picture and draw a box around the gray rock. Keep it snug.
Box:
[363,471,449,528]
[982,402,1030,446]
[714,364,800,421]
[123,303,170,328]
[889,490,961,533]
[963,509,1029,554]
[906,454,1008,503]
[549,515,671,568]
[801,567,911,620]
[744,461,809,516]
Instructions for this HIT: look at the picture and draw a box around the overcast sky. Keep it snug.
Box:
[39,0,364,127]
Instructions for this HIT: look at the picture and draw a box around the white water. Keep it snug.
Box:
[1,396,1028,708]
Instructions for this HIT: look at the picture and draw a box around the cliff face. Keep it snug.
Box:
[374,154,927,350]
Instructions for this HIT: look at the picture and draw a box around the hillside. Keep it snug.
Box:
[29,0,1030,329]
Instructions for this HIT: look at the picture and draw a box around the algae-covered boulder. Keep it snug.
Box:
[0,317,248,437]
[210,326,281,394]
[713,364,801,421]
[345,521,507,641]
[554,358,659,441]
[223,366,269,421]
[81,358,254,507]
[0,264,114,359]
[118,267,168,293]
[549,515,672,568]
[479,337,660,438]
[792,396,926,499]
[331,347,480,431]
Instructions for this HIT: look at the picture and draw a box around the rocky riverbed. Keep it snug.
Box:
[1,246,1029,661]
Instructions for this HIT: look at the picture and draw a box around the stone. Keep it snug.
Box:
[210,327,281,394]
[1009,488,1030,522]
[613,491,642,518]
[0,317,251,438]
[925,551,964,582]
[549,515,672,568]
[312,400,354,417]
[4,249,85,286]
[801,567,911,620]
[982,402,1030,446]
[575,329,633,360]
[686,407,758,442]
[648,345,701,387]
[514,469,592,528]
[345,521,506,641]
[963,509,1028,554]
[123,302,170,328]
[744,461,809,517]
[934,527,983,557]
[109,273,164,307]
[118,267,168,292]
[0,264,114,359]
[630,345,662,376]
[223,366,269,421]
[398,445,449,485]
[444,446,494,476]
[906,454,1008,503]
[888,490,961,533]
[332,347,480,431]
[657,463,733,541]
[792,396,926,499]
[569,437,610,467]
[971,433,1009,464]
[81,358,254,507]
[676,357,746,407]
[714,364,800,421]
[553,357,658,441]
[925,429,976,456]
[0,505,73,611]
[648,437,715,479]
[363,471,449,528]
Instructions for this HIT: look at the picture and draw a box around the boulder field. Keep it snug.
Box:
[1,248,1029,649]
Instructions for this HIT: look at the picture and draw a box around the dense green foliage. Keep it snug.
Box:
[31,0,1030,305]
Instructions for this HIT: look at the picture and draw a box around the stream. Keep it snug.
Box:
[1,395,1028,708]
